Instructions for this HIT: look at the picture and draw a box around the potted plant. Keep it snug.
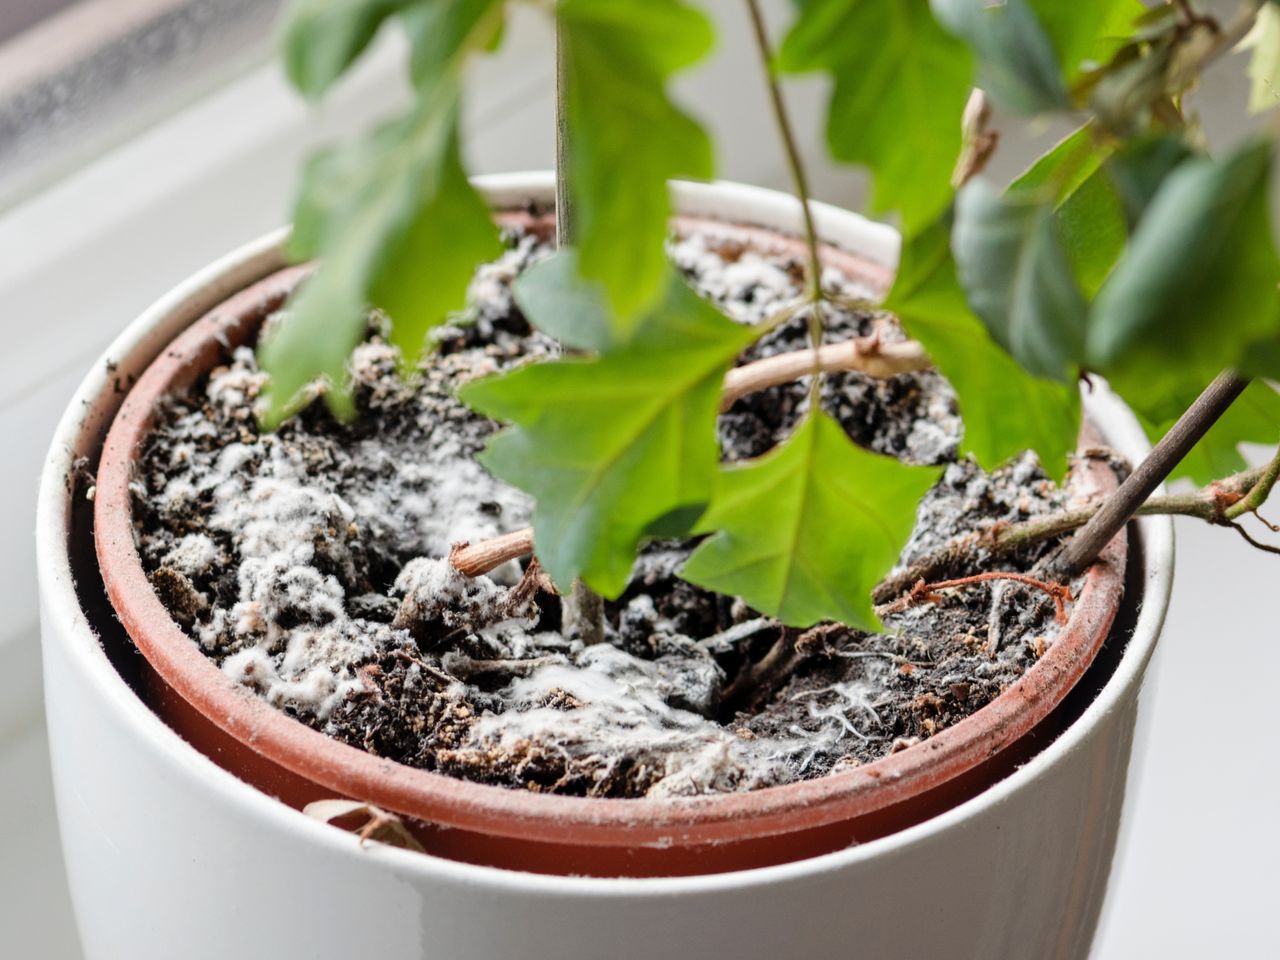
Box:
[37,0,1280,957]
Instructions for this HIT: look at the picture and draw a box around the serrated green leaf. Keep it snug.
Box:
[885,215,1079,480]
[513,251,613,353]
[683,411,941,629]
[280,0,407,99]
[1243,2,1280,114]
[460,270,757,596]
[953,178,1088,382]
[777,0,971,231]
[1139,381,1280,486]
[261,82,501,424]
[557,0,714,328]
[930,0,1067,113]
[1088,141,1280,413]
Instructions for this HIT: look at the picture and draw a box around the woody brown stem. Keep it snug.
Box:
[720,335,930,411]
[1050,372,1250,578]
[450,429,1279,587]
[449,530,535,578]
[874,459,1270,604]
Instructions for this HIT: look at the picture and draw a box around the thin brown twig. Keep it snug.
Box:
[721,628,798,714]
[1227,521,1280,556]
[876,572,1073,625]
[451,455,1280,586]
[1251,510,1280,533]
[874,461,1271,604]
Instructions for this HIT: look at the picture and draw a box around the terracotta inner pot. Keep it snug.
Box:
[92,210,1127,878]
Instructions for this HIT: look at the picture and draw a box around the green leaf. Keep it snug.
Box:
[1243,2,1280,114]
[1008,128,1196,300]
[280,0,406,99]
[930,0,1067,113]
[1029,0,1140,83]
[777,0,972,231]
[460,271,757,596]
[1139,381,1280,486]
[1105,134,1193,228]
[1010,125,1107,198]
[261,83,501,424]
[953,178,1088,382]
[683,411,941,630]
[404,0,505,88]
[513,251,613,353]
[1009,126,1126,298]
[885,215,1079,480]
[1088,141,1280,413]
[557,0,714,329]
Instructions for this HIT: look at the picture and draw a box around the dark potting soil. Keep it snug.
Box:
[130,222,1089,799]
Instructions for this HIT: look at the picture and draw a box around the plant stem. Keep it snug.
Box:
[554,16,574,247]
[1166,0,1263,89]
[743,0,826,378]
[450,530,536,578]
[455,456,1280,607]
[874,456,1270,604]
[553,15,605,645]
[1224,441,1280,520]
[1051,371,1250,578]
[720,333,930,410]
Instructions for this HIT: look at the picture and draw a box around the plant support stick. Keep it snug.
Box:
[1052,371,1250,578]
[554,18,605,645]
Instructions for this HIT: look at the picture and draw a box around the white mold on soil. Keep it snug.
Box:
[131,222,1075,798]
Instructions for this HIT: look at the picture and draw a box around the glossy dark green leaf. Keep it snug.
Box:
[460,271,757,596]
[557,0,714,328]
[778,0,972,230]
[683,411,941,629]
[885,215,1079,480]
[1088,142,1280,410]
[953,178,1088,382]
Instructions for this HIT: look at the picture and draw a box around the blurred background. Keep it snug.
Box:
[0,1,1274,956]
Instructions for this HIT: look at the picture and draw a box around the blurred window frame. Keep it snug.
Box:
[0,0,281,212]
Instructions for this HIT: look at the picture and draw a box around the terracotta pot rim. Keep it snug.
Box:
[93,206,1126,851]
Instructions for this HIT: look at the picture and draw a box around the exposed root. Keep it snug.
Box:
[450,528,534,578]
[876,572,1072,625]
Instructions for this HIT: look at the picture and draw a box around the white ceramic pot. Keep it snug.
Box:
[37,174,1173,960]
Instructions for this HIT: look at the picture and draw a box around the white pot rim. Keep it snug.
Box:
[37,173,1174,896]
